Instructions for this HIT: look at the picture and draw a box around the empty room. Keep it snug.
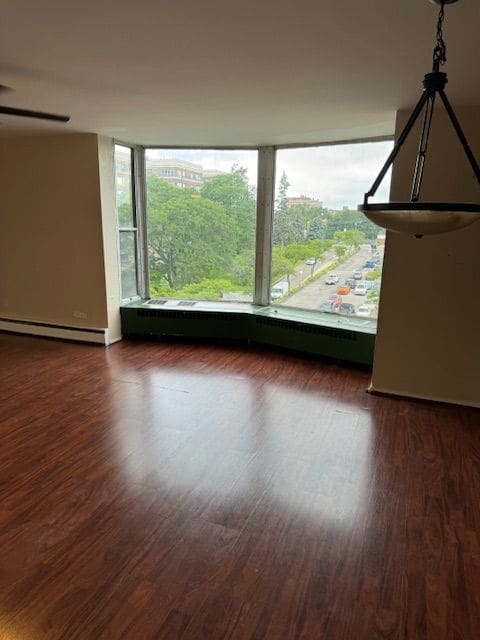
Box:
[1,0,479,638]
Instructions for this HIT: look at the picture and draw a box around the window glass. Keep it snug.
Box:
[115,144,139,300]
[271,141,393,319]
[145,149,258,302]
[114,145,135,228]
[119,231,138,299]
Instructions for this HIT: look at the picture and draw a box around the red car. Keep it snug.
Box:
[337,286,350,295]
[328,294,342,309]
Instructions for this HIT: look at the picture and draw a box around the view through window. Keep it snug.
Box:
[271,141,393,319]
[145,149,258,302]
[114,144,139,300]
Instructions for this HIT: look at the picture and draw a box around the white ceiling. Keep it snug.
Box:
[0,0,479,145]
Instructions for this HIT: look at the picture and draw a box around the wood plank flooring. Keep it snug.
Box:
[0,332,479,639]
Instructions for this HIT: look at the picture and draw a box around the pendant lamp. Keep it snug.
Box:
[358,0,480,238]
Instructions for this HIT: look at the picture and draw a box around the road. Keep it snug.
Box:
[278,245,383,314]
[287,250,336,289]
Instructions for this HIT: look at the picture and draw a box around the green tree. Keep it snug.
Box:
[175,278,238,300]
[275,171,290,217]
[367,289,381,306]
[365,269,382,280]
[273,211,305,246]
[283,243,314,264]
[325,209,378,240]
[147,176,237,289]
[273,171,292,247]
[334,245,347,258]
[333,229,365,248]
[308,215,326,240]
[271,248,296,285]
[281,239,332,265]
[200,166,256,253]
[230,250,255,289]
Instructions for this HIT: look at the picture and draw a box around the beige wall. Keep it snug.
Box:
[0,133,114,331]
[372,106,480,406]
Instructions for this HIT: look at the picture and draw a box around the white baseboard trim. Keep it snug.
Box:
[0,318,108,345]
[368,383,480,409]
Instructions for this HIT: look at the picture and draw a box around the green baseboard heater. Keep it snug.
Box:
[120,299,376,366]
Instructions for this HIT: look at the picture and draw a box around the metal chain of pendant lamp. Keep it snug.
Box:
[358,0,480,238]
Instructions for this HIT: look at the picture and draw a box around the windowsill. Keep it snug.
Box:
[122,298,377,335]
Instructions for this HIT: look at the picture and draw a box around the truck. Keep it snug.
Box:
[271,281,289,300]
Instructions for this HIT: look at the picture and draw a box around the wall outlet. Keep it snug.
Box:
[73,311,88,319]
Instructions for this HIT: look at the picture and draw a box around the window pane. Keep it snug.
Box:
[145,149,258,302]
[119,231,138,299]
[271,141,393,320]
[115,145,135,228]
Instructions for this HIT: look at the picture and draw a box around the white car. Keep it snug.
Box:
[356,304,372,317]
[325,273,339,285]
[354,282,368,295]
[305,258,316,265]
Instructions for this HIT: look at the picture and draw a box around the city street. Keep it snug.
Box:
[277,245,383,313]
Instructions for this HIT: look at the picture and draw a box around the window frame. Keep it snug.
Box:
[114,142,148,302]
[119,136,393,305]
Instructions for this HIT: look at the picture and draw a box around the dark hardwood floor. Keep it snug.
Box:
[0,333,479,639]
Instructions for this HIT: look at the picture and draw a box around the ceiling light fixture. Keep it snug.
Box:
[358,0,480,238]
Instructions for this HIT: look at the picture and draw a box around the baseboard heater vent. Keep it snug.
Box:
[0,317,108,345]
[147,299,168,305]
[136,308,243,322]
[147,299,198,307]
[254,316,357,341]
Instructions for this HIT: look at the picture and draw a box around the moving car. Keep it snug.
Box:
[353,270,362,280]
[364,260,376,268]
[305,258,316,265]
[325,273,339,285]
[345,277,357,288]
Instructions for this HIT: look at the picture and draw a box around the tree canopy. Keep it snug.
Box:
[147,177,238,289]
[144,166,377,301]
[200,166,256,253]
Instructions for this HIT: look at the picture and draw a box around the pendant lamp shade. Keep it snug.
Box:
[358,1,479,238]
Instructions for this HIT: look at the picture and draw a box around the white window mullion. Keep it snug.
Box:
[133,146,149,298]
[254,147,276,305]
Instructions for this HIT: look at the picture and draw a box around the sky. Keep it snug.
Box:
[146,140,394,210]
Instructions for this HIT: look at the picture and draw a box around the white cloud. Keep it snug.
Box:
[276,141,394,209]
[145,141,394,210]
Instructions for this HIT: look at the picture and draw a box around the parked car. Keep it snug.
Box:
[354,282,368,295]
[328,294,342,309]
[325,273,339,285]
[305,258,316,265]
[319,301,335,313]
[271,281,289,300]
[338,303,355,315]
[356,304,372,318]
[337,286,350,295]
[364,260,376,268]
[353,270,362,280]
[345,277,357,288]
